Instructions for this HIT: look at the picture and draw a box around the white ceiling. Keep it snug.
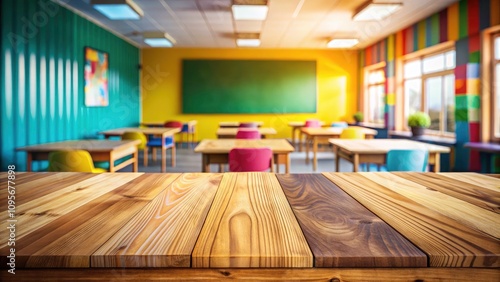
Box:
[56,0,459,49]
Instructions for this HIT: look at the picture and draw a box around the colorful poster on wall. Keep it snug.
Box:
[84,47,108,107]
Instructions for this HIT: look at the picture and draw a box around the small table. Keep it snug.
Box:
[288,121,326,147]
[219,121,263,128]
[464,142,500,173]
[141,120,198,145]
[16,140,140,172]
[194,139,294,173]
[99,127,181,172]
[301,127,378,171]
[216,127,277,139]
[329,139,451,172]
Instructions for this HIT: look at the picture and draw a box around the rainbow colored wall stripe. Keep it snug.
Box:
[360,0,500,172]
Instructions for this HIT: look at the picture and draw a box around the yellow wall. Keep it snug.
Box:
[141,48,358,140]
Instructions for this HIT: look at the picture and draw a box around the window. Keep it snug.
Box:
[493,33,500,138]
[403,49,455,136]
[365,68,385,124]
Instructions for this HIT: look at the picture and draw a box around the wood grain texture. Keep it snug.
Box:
[2,268,498,281]
[276,174,426,267]
[92,173,223,267]
[365,173,500,238]
[438,172,500,192]
[0,174,180,268]
[392,172,500,214]
[192,173,312,268]
[0,173,141,247]
[323,172,500,268]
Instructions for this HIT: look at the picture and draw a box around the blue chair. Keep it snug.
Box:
[386,149,429,172]
[331,121,348,128]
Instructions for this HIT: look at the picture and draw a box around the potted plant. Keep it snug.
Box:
[353,112,364,124]
[407,111,431,137]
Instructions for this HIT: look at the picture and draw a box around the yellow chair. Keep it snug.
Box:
[122,131,149,166]
[48,150,106,173]
[340,127,365,139]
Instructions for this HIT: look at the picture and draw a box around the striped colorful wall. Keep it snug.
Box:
[360,0,500,172]
[1,0,141,171]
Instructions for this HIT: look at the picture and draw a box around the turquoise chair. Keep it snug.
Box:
[331,121,348,128]
[386,149,429,172]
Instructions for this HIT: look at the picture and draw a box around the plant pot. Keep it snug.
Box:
[411,126,425,137]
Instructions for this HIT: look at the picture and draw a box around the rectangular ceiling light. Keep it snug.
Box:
[236,33,261,47]
[144,32,175,47]
[327,39,359,48]
[232,0,268,20]
[91,0,143,20]
[353,1,402,21]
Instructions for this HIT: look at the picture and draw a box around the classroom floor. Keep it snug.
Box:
[124,142,359,173]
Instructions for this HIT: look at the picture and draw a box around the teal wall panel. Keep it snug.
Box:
[1,0,140,171]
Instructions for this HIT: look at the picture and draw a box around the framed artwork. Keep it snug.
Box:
[84,46,108,107]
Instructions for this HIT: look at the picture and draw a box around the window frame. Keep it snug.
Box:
[362,61,386,125]
[402,47,456,138]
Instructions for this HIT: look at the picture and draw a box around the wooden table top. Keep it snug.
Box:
[99,127,181,136]
[216,127,277,136]
[288,121,326,127]
[141,120,198,127]
[301,126,378,136]
[329,139,451,153]
[1,172,497,272]
[219,121,264,127]
[194,139,294,153]
[16,140,141,152]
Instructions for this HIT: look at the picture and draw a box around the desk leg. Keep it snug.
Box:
[171,141,176,167]
[299,131,303,152]
[305,136,310,164]
[313,137,318,171]
[161,146,166,173]
[27,153,33,172]
[133,150,138,172]
[286,154,290,174]
[353,154,359,172]
[334,147,340,172]
[274,154,280,173]
[433,153,441,172]
[109,154,116,173]
[202,154,210,172]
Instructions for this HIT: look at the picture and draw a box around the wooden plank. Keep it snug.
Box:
[0,173,142,248]
[276,174,426,267]
[192,173,312,268]
[323,172,500,268]
[92,173,223,267]
[0,172,97,211]
[365,173,500,238]
[1,268,499,281]
[438,172,500,192]
[0,173,180,268]
[392,172,500,214]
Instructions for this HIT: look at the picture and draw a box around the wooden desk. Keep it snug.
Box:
[1,172,497,281]
[99,127,181,172]
[194,139,294,173]
[287,121,325,147]
[465,142,500,173]
[216,127,277,139]
[141,120,198,145]
[219,121,264,128]
[16,140,140,172]
[330,139,451,172]
[301,127,378,171]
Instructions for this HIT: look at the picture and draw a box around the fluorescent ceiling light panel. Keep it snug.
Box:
[353,1,402,21]
[91,0,143,20]
[327,39,359,48]
[236,39,261,47]
[232,0,268,20]
[144,32,175,47]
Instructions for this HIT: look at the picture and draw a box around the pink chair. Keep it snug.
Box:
[229,148,274,172]
[236,129,261,139]
[239,122,258,128]
[304,119,321,128]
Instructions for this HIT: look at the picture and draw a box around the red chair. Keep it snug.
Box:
[304,119,321,128]
[229,148,274,172]
[239,122,258,128]
[236,129,261,139]
[164,121,183,128]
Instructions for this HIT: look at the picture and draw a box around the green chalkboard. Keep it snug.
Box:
[182,60,316,114]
